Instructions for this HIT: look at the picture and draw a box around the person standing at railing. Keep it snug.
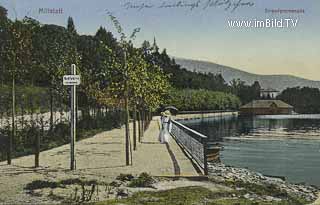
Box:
[159,110,171,143]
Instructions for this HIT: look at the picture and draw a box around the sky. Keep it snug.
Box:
[0,0,319,80]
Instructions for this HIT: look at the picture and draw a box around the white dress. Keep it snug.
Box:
[159,116,171,143]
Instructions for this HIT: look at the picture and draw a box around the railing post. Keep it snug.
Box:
[203,138,208,175]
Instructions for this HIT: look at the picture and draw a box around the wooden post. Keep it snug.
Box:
[203,138,208,175]
[35,119,42,168]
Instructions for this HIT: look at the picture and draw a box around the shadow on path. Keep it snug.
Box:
[141,142,161,145]
[77,165,127,171]
[165,143,181,175]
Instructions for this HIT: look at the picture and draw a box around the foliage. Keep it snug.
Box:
[140,40,260,105]
[165,89,241,111]
[128,172,155,188]
[25,180,60,190]
[146,45,230,92]
[116,174,134,182]
[25,178,100,191]
[0,85,51,113]
[229,79,261,104]
[277,87,320,114]
[105,13,170,112]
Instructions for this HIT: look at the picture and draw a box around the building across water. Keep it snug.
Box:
[240,100,294,115]
[260,88,280,99]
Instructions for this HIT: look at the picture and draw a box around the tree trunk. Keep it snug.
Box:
[8,75,15,165]
[138,111,141,143]
[124,96,130,166]
[141,110,145,138]
[133,105,137,151]
[49,88,54,132]
[21,104,24,130]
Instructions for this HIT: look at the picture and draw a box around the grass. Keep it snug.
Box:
[25,175,314,205]
[221,180,288,197]
[96,183,310,205]
[96,186,255,205]
[96,186,214,205]
[212,179,309,205]
[209,198,291,205]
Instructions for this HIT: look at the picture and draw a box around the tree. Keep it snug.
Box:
[95,26,119,51]
[141,40,151,55]
[278,87,320,114]
[152,37,159,54]
[107,13,140,165]
[67,16,76,34]
[1,17,34,164]
[0,6,9,85]
[166,89,240,111]
[229,79,262,104]
[106,13,171,164]
[32,24,79,130]
[0,6,7,21]
[252,81,261,99]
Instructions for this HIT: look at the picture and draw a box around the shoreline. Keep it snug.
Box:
[208,162,319,202]
[173,111,238,121]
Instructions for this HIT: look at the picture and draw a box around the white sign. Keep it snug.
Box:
[63,75,81,86]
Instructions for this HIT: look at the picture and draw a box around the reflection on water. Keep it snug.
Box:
[182,115,320,186]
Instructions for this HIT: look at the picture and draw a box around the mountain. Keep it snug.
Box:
[175,58,320,91]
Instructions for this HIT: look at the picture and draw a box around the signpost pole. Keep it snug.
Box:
[70,64,76,170]
[63,65,80,170]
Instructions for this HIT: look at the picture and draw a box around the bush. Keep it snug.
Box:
[60,178,98,186]
[25,178,101,191]
[25,180,61,190]
[128,173,155,188]
[116,173,134,182]
[165,88,241,111]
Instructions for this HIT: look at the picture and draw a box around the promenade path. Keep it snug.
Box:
[0,117,197,203]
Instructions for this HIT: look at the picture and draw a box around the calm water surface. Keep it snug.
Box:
[181,115,320,186]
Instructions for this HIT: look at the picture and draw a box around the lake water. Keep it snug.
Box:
[181,115,320,186]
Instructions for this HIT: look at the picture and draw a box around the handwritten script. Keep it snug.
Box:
[123,0,255,12]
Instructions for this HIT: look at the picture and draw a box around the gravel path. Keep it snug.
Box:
[0,117,198,204]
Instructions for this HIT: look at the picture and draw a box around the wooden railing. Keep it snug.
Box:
[169,119,209,175]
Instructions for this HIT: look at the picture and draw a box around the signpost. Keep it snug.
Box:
[63,75,81,86]
[63,64,80,170]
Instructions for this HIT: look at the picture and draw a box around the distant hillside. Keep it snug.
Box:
[175,58,320,91]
